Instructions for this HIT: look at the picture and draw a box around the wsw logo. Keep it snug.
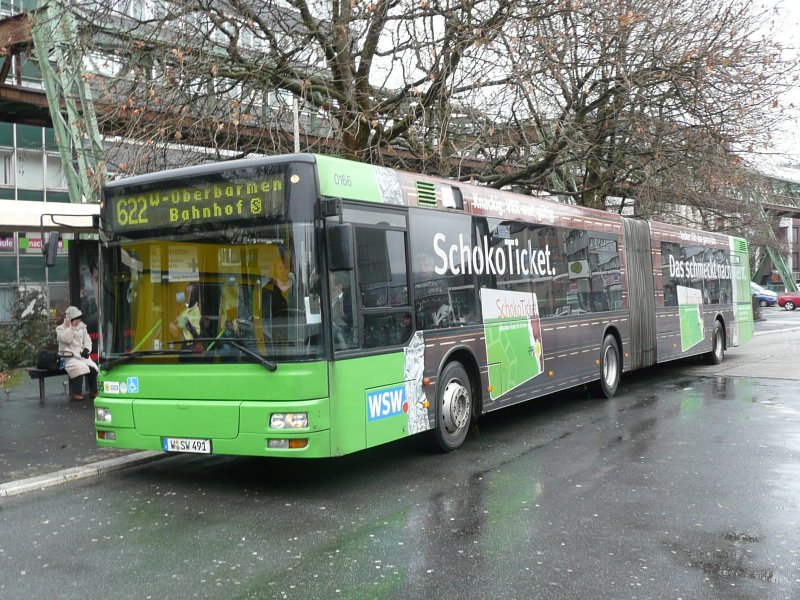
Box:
[367,385,408,421]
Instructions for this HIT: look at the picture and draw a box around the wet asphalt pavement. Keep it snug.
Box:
[0,307,798,599]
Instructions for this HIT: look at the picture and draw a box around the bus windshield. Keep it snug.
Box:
[100,222,322,362]
[99,164,323,363]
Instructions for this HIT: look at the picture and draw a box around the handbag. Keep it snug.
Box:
[36,351,62,371]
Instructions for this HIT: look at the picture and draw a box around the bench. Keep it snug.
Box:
[26,367,67,403]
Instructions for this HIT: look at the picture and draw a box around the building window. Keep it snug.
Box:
[0,287,15,322]
[45,153,67,190]
[0,150,13,186]
[49,282,70,316]
[19,255,46,283]
[0,255,16,284]
[16,149,44,190]
[48,256,70,282]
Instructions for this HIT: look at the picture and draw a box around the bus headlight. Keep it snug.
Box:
[96,407,113,422]
[270,413,308,429]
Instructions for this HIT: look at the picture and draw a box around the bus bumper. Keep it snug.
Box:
[94,397,333,459]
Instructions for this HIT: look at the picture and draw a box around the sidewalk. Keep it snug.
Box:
[0,373,163,497]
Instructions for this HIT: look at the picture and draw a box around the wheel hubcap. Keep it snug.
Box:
[602,345,618,387]
[441,378,470,433]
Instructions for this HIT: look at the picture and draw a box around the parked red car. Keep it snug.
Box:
[777,291,800,310]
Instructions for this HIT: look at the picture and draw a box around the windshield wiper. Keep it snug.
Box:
[101,349,194,371]
[224,339,278,372]
[173,337,277,372]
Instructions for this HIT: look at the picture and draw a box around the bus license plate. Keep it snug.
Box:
[162,437,211,454]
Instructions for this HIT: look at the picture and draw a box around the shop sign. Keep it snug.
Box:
[20,235,66,254]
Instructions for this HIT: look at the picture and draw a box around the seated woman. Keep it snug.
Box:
[56,305,98,401]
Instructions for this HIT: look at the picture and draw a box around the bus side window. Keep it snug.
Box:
[355,227,408,308]
[410,209,475,329]
[588,234,621,312]
[352,222,412,349]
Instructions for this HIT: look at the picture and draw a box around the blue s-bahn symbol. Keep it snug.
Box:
[367,384,406,421]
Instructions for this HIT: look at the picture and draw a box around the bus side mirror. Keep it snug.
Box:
[327,223,354,271]
[44,232,60,268]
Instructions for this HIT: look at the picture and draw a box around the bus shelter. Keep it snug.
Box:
[0,199,99,329]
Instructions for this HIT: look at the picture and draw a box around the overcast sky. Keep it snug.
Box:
[763,0,800,164]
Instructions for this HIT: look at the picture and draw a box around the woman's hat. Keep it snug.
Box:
[65,306,83,320]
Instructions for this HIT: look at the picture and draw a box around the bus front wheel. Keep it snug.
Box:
[434,361,472,452]
[588,334,620,399]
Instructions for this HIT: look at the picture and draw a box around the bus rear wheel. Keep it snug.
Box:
[434,361,472,452]
[704,320,725,365]
[588,334,620,399]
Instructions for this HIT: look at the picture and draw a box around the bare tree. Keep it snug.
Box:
[477,0,797,213]
[70,0,549,176]
[43,0,797,236]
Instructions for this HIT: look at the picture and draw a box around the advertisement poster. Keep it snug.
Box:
[481,288,544,400]
[677,285,704,351]
[168,245,199,282]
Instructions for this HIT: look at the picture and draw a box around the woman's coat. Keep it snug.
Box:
[56,319,98,379]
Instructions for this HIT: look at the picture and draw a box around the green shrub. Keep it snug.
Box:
[0,288,57,372]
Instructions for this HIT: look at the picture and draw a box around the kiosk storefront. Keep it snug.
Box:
[0,200,99,322]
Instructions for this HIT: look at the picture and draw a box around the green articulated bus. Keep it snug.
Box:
[95,153,754,457]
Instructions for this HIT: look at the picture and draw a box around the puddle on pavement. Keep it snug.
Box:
[670,531,775,584]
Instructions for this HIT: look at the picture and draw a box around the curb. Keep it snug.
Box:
[754,325,800,336]
[0,451,168,498]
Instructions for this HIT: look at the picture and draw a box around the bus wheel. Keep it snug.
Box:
[434,361,472,452]
[588,334,620,399]
[704,320,725,365]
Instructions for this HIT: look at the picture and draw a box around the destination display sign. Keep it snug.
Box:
[106,176,285,233]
